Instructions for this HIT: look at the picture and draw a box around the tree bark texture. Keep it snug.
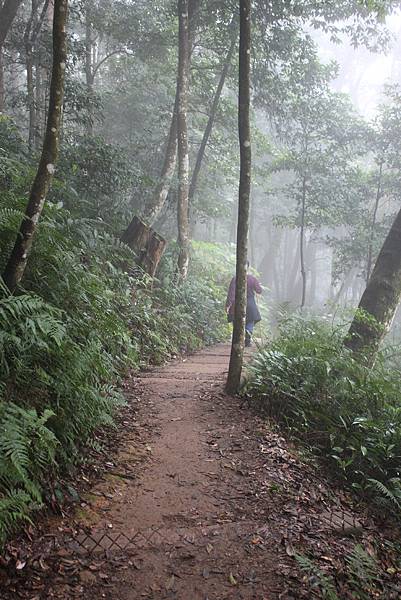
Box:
[176,0,190,279]
[2,0,68,292]
[0,0,23,48]
[188,18,236,204]
[226,0,251,395]
[345,206,401,358]
[121,215,166,277]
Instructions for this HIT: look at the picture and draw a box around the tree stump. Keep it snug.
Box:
[121,215,167,277]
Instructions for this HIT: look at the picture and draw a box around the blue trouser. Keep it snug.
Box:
[246,322,254,334]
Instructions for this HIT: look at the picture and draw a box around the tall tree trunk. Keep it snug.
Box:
[141,87,179,225]
[127,0,200,230]
[226,0,251,395]
[344,206,401,358]
[2,0,68,292]
[300,174,307,308]
[188,19,236,203]
[176,0,190,279]
[0,0,23,48]
[366,161,383,283]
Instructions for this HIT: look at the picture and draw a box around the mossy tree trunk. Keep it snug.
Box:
[226,0,251,395]
[345,206,401,358]
[2,0,68,292]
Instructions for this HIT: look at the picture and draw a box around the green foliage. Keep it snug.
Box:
[295,544,382,600]
[295,553,340,600]
[0,121,231,543]
[0,172,230,545]
[245,314,401,516]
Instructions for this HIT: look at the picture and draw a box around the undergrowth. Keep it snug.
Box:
[0,117,232,546]
[245,315,401,517]
[295,544,383,599]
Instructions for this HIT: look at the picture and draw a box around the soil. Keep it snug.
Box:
[1,343,401,599]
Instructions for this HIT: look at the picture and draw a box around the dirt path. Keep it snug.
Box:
[4,344,401,599]
[80,343,282,599]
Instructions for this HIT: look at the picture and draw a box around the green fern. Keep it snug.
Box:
[367,478,401,512]
[346,544,381,595]
[0,207,26,229]
[0,489,33,547]
[295,553,339,600]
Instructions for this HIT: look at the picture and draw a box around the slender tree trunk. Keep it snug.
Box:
[0,0,23,48]
[300,175,307,308]
[141,88,179,225]
[345,206,401,358]
[188,19,236,203]
[125,0,200,231]
[366,161,383,283]
[176,0,190,279]
[226,0,251,395]
[2,0,68,292]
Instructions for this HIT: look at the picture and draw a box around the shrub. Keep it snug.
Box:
[245,314,401,516]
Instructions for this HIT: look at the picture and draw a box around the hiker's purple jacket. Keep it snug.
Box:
[226,274,262,323]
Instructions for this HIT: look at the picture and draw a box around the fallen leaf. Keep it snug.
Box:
[79,570,97,585]
[228,572,237,586]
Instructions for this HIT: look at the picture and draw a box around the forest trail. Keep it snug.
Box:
[75,342,284,599]
[5,343,397,600]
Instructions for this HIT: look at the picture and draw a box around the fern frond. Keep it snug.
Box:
[367,478,401,511]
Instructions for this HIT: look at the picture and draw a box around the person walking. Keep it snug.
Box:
[225,262,263,347]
